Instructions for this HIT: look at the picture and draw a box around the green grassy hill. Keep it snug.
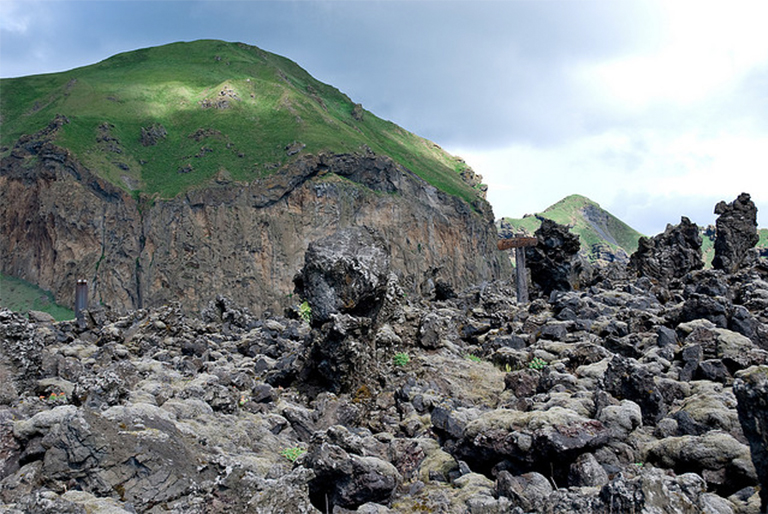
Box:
[498,194,645,263]
[0,40,480,204]
[500,195,768,266]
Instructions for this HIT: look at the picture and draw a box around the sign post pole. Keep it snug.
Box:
[75,279,88,321]
[497,236,538,303]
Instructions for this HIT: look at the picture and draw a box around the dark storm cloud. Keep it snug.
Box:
[265,0,667,149]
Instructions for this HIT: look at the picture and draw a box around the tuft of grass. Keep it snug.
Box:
[464,354,482,362]
[0,40,480,207]
[299,300,312,324]
[393,352,410,367]
[280,446,307,462]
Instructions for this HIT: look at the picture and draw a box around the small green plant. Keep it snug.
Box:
[504,363,513,373]
[280,446,307,462]
[40,392,67,404]
[299,300,312,324]
[528,357,548,371]
[393,352,410,367]
[464,354,482,363]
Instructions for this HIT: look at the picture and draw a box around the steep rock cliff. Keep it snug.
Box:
[1,136,509,315]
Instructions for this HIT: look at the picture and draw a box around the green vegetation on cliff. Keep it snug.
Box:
[0,273,74,320]
[0,40,479,204]
[498,194,645,263]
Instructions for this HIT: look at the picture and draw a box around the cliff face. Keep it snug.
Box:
[1,140,509,315]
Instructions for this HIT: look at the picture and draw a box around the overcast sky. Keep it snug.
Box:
[2,0,767,235]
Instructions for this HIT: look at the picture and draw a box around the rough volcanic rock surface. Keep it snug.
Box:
[734,365,768,508]
[1,207,768,513]
[1,141,509,316]
[628,216,704,283]
[713,193,760,274]
[525,218,584,296]
[294,227,390,324]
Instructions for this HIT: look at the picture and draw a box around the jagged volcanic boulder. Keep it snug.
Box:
[713,193,760,274]
[628,216,703,283]
[734,365,768,508]
[302,425,400,511]
[0,311,44,403]
[644,431,757,496]
[453,407,610,483]
[525,218,584,296]
[602,354,667,424]
[302,313,377,394]
[294,227,390,324]
[597,469,716,514]
[12,406,218,510]
[294,227,393,393]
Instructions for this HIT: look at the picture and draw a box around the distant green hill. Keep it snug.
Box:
[499,195,768,266]
[0,40,481,205]
[497,194,645,264]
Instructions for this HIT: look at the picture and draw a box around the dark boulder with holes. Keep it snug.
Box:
[734,365,768,509]
[302,313,375,394]
[628,216,704,283]
[602,354,667,424]
[294,226,391,324]
[713,193,760,274]
[525,218,584,296]
[302,426,400,512]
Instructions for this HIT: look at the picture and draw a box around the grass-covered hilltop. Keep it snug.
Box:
[0,39,504,316]
[0,39,481,203]
[498,194,645,264]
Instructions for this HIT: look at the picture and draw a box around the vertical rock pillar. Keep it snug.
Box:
[515,247,528,303]
[712,193,759,273]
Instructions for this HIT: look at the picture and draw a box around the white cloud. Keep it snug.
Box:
[452,0,768,235]
[452,128,768,235]
[0,0,32,34]
[582,0,768,110]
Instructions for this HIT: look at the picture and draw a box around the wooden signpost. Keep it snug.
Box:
[75,279,88,321]
[497,236,538,303]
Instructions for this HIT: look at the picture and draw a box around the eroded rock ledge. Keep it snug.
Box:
[1,136,508,315]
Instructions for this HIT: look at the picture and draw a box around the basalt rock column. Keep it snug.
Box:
[628,216,703,283]
[525,219,583,296]
[294,226,392,393]
[712,193,759,274]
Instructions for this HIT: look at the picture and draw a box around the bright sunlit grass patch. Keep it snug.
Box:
[0,40,480,205]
